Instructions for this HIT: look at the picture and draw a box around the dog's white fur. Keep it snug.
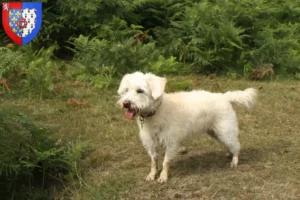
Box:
[117,72,257,183]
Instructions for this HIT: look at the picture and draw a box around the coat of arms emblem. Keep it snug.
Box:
[2,2,42,46]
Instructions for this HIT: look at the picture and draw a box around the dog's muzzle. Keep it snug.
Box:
[123,100,131,109]
[123,100,138,119]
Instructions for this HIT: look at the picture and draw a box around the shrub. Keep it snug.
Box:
[0,107,86,199]
[68,34,161,87]
[148,55,181,75]
[0,44,62,97]
[1,0,300,84]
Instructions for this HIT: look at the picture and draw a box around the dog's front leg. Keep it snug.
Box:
[145,150,158,181]
[140,132,158,181]
[157,145,178,183]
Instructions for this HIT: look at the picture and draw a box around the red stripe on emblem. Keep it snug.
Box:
[7,2,22,9]
[2,2,22,46]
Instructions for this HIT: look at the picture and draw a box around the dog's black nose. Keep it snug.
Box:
[123,100,131,108]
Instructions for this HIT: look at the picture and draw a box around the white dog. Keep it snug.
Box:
[117,72,257,183]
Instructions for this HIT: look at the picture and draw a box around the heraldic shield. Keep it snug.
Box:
[2,2,42,46]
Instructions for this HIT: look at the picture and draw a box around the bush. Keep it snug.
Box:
[66,0,300,77]
[1,0,300,93]
[0,44,63,97]
[0,107,86,199]
[148,55,181,75]
[68,33,161,88]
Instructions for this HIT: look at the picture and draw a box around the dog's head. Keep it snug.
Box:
[117,72,167,119]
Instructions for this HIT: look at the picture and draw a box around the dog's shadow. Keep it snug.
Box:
[170,147,261,176]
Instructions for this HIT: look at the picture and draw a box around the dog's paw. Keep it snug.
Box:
[157,174,168,183]
[157,177,167,183]
[145,174,156,182]
[230,162,238,168]
[230,156,238,168]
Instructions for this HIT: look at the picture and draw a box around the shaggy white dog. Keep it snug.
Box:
[117,72,257,183]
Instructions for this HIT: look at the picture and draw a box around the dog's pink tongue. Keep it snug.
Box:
[125,110,134,119]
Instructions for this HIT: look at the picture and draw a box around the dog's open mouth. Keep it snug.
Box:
[125,108,138,119]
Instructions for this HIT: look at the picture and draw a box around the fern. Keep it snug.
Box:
[0,44,60,97]
[148,55,180,75]
[0,47,25,79]
[0,106,86,198]
[2,0,300,79]
[68,34,160,85]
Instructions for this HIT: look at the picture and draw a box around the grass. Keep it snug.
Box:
[1,75,300,199]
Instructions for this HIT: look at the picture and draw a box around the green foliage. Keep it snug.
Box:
[61,0,300,77]
[249,22,300,74]
[0,107,86,199]
[0,44,62,97]
[148,55,181,75]
[68,34,160,87]
[0,47,25,79]
[21,44,60,96]
[69,34,159,73]
[1,0,300,97]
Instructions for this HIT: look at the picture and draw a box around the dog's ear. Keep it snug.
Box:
[117,74,129,95]
[145,73,167,100]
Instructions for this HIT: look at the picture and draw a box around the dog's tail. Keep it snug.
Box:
[224,88,257,109]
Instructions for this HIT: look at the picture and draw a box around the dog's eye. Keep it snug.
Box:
[137,89,144,94]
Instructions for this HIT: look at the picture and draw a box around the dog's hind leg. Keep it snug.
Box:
[213,121,240,167]
[207,130,233,159]
[220,135,240,167]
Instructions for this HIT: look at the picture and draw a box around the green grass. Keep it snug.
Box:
[1,76,300,199]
